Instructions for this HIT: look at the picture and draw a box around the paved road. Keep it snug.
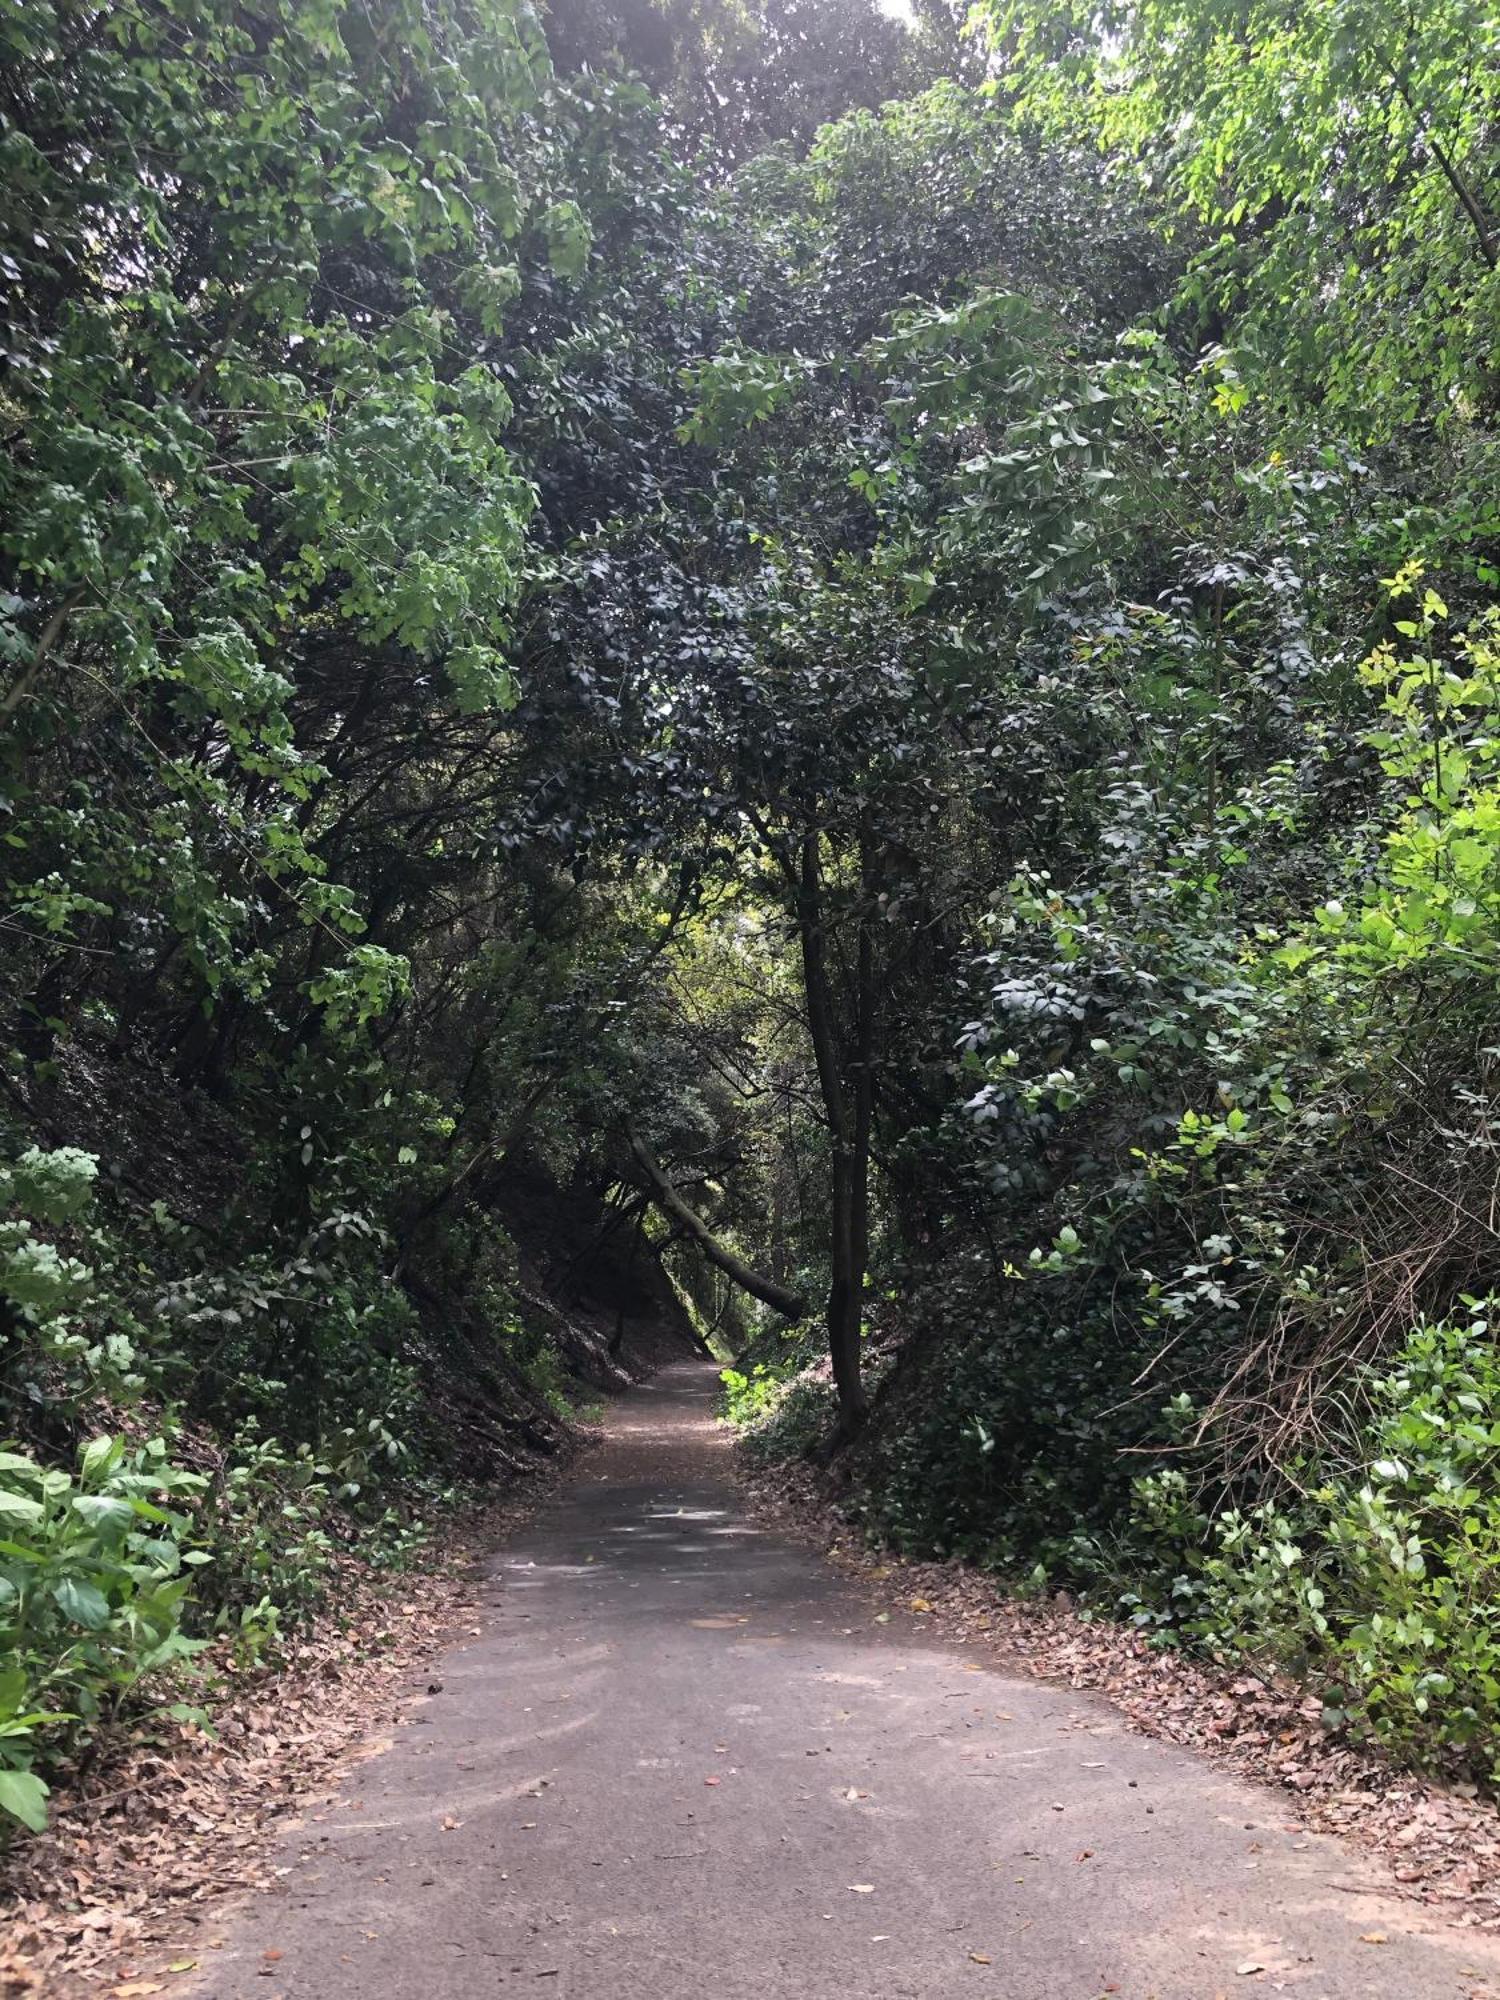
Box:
[201,1364,1499,1999]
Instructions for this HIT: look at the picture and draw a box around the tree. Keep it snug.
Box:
[982,0,1500,429]
[540,0,936,164]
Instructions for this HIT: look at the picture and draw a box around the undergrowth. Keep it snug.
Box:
[0,1141,578,1835]
[727,1306,1500,1789]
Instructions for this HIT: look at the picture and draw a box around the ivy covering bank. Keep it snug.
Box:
[4,0,1500,1829]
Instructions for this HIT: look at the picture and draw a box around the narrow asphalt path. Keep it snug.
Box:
[202,1365,1499,1999]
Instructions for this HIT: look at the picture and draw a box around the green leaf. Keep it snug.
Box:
[0,1767,49,1832]
[70,1495,134,1532]
[0,1491,44,1528]
[79,1435,122,1483]
[52,1577,111,1629]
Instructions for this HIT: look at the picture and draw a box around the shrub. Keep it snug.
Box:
[721,1362,839,1463]
[1122,1308,1500,1780]
[0,1436,207,1832]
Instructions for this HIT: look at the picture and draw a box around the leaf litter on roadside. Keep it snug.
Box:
[0,1467,578,1999]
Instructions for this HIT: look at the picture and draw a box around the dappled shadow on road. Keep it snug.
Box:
[198,1363,1500,2000]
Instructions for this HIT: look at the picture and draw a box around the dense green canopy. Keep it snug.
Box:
[3,0,1500,1831]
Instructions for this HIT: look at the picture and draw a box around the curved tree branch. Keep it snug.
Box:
[625,1121,808,1322]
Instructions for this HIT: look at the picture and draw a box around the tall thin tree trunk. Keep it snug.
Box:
[797,831,870,1443]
